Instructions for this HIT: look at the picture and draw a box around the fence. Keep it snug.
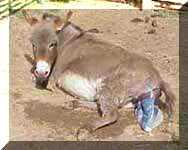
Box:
[0,0,40,19]
[0,0,187,20]
[143,0,188,10]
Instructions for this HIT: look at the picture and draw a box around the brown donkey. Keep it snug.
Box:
[22,10,175,132]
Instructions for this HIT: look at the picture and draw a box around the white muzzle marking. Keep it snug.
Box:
[35,60,51,78]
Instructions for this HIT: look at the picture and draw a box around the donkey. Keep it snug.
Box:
[22,10,175,132]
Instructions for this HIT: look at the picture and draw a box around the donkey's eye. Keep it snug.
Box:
[49,42,57,49]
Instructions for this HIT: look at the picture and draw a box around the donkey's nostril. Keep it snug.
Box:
[34,69,49,78]
[35,61,50,78]
[45,71,49,76]
[35,70,39,76]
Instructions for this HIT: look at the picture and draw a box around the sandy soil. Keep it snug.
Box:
[10,9,179,141]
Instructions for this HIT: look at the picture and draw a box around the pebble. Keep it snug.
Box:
[152,20,158,27]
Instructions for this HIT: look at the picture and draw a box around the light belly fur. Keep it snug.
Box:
[61,73,103,102]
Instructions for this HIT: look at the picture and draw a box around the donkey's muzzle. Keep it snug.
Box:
[34,60,51,79]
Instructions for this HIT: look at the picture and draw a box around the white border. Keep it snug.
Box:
[0,0,186,147]
[0,17,9,149]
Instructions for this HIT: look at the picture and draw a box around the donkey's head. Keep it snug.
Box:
[23,10,73,85]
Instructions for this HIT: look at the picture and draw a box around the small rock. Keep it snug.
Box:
[165,59,170,63]
[152,20,158,27]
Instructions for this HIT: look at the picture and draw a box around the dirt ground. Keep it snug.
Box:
[10,9,179,141]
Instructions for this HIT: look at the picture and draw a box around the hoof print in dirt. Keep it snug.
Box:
[62,100,79,110]
[76,126,98,141]
[147,28,156,34]
[131,18,144,23]
[144,16,150,23]
[88,28,101,34]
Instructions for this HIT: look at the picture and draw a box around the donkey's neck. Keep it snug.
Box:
[57,22,83,52]
[50,23,84,80]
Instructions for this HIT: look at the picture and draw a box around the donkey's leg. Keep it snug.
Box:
[56,69,119,131]
[80,87,119,132]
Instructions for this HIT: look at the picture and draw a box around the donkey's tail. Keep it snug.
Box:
[160,80,176,122]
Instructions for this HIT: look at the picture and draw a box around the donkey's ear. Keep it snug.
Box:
[56,10,73,30]
[42,10,73,30]
[42,13,63,30]
[22,10,38,26]
[64,10,73,24]
[42,13,59,21]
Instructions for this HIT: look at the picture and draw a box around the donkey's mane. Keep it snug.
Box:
[61,21,83,33]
